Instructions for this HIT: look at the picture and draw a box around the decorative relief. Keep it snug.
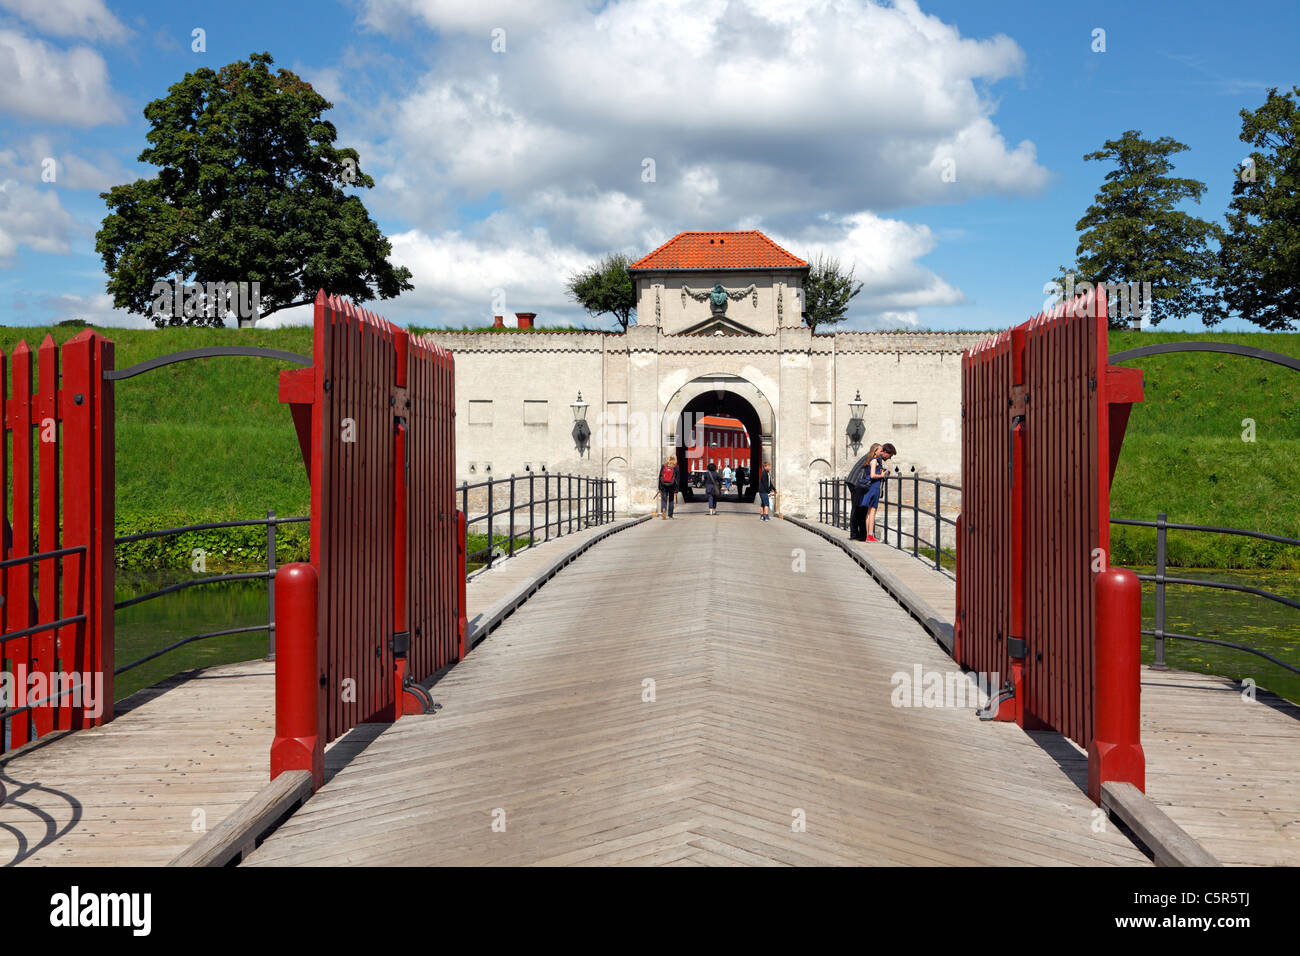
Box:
[681,282,758,315]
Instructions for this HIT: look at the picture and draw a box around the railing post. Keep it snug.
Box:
[934,481,942,571]
[912,468,919,558]
[461,480,468,525]
[1154,511,1168,670]
[528,471,535,548]
[508,474,516,557]
[544,474,550,542]
[1088,566,1146,803]
[568,475,574,534]
[271,562,323,790]
[266,509,277,660]
[486,476,495,569]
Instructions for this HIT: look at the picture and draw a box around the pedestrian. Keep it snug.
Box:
[850,443,880,541]
[703,462,719,515]
[862,443,896,543]
[658,454,679,519]
[757,463,775,521]
[722,465,733,493]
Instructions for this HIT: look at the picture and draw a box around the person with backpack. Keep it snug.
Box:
[658,455,679,519]
[862,443,896,543]
[849,443,881,541]
[756,463,775,521]
[703,463,720,515]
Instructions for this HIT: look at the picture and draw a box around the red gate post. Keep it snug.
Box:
[271,562,324,790]
[1088,566,1145,803]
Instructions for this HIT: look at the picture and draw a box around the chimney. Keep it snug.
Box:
[492,315,504,328]
[516,312,536,329]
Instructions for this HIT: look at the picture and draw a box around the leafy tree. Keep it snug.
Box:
[566,253,637,330]
[96,52,412,328]
[1210,87,1300,330]
[1057,131,1221,329]
[803,254,863,332]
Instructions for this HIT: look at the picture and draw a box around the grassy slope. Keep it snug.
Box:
[1107,330,1300,569]
[3,324,1297,570]
[1,325,313,567]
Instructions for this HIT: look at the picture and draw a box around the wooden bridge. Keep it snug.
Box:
[4,501,1298,866]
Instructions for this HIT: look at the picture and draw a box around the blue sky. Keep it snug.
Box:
[0,0,1294,331]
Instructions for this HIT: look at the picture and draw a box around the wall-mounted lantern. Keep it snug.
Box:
[571,390,591,455]
[846,389,867,454]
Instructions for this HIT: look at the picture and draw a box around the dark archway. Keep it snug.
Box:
[675,390,763,503]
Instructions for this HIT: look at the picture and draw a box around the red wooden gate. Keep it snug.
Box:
[1,331,114,755]
[956,290,1146,800]
[279,293,460,751]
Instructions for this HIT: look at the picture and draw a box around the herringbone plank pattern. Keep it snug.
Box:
[246,503,1149,866]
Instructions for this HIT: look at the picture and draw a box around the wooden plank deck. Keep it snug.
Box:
[0,518,635,867]
[842,533,1300,867]
[246,501,1149,867]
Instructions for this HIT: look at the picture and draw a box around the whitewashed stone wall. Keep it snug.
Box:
[418,326,987,518]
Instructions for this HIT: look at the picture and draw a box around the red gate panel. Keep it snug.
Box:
[957,290,1144,766]
[2,331,114,755]
[279,292,459,747]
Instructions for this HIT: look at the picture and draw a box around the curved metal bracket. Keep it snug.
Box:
[1109,341,1300,374]
[105,346,312,381]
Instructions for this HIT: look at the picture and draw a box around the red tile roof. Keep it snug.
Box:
[629,231,808,272]
[697,415,746,429]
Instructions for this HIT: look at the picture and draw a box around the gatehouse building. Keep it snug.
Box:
[418,230,986,517]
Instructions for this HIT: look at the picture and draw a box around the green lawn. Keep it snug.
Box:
[1107,330,1300,570]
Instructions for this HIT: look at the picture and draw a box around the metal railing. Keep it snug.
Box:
[818,471,960,579]
[459,472,617,571]
[818,476,1299,677]
[1112,513,1300,676]
[113,511,308,675]
[0,545,90,730]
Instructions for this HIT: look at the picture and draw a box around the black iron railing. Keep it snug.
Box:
[818,476,1299,677]
[1112,513,1300,676]
[113,511,308,675]
[0,545,90,729]
[818,471,960,579]
[459,472,617,572]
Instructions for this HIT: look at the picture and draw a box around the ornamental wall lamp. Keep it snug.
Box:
[571,391,591,455]
[846,390,867,454]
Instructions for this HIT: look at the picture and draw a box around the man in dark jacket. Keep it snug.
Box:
[756,464,775,521]
[703,463,719,515]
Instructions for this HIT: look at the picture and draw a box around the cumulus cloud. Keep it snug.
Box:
[0,0,130,42]
[0,178,78,263]
[0,29,124,125]
[37,292,151,328]
[339,0,1047,327]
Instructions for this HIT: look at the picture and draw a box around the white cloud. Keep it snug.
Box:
[0,135,132,191]
[0,178,77,262]
[359,0,593,36]
[340,0,1050,326]
[0,29,124,125]
[38,292,151,328]
[0,0,129,42]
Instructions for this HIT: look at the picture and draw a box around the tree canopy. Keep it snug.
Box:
[803,254,863,332]
[1057,130,1221,329]
[96,52,412,327]
[566,253,637,330]
[1210,87,1300,330]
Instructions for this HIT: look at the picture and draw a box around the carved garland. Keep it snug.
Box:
[681,283,758,308]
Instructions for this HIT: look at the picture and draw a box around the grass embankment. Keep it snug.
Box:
[4,324,1296,570]
[1,324,314,570]
[1107,330,1300,570]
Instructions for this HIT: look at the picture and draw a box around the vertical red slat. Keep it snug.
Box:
[8,342,34,748]
[33,337,59,736]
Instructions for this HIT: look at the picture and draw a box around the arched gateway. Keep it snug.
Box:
[419,230,983,516]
